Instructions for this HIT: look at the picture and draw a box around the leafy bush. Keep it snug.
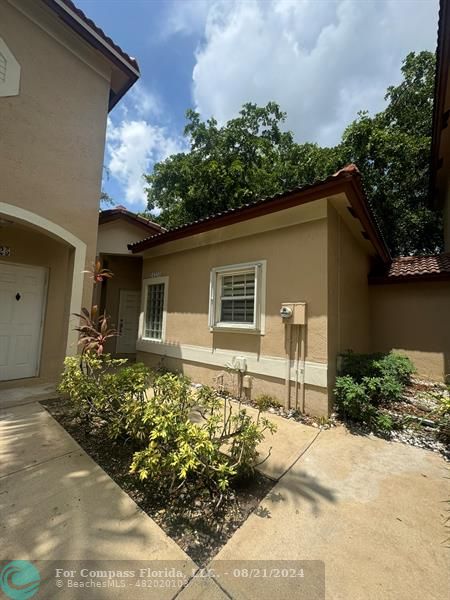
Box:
[60,360,275,498]
[130,375,276,497]
[253,394,282,411]
[340,351,415,386]
[334,351,414,433]
[436,394,450,444]
[58,353,152,441]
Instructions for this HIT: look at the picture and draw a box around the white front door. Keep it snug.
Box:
[0,263,47,381]
[116,289,140,354]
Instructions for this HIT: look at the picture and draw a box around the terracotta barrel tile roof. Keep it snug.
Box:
[44,0,139,73]
[128,164,391,262]
[370,253,450,283]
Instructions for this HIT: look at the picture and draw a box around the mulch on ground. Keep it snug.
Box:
[42,397,274,567]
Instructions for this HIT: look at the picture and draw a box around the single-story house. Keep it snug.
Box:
[100,165,447,417]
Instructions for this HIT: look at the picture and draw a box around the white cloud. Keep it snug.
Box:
[191,0,439,146]
[105,81,185,208]
[106,118,184,208]
[162,0,211,38]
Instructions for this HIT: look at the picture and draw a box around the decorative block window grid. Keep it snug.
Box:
[145,282,165,339]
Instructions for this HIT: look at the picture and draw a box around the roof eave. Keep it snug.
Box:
[429,0,450,207]
[128,171,391,263]
[99,209,164,233]
[42,0,140,111]
[369,272,450,285]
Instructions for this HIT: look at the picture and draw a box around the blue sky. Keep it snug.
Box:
[77,0,439,213]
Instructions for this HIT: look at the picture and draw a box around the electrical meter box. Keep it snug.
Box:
[280,302,306,325]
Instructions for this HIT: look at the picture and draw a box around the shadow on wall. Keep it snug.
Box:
[370,281,450,381]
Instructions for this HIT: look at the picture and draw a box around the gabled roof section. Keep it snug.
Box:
[370,252,450,284]
[42,0,140,110]
[99,206,164,235]
[128,164,391,263]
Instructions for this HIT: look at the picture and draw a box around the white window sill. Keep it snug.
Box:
[209,324,263,335]
[141,336,164,343]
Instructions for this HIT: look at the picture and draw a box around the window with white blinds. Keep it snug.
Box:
[209,261,266,332]
[142,277,168,340]
[220,271,255,323]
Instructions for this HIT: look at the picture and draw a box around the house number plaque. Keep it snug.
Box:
[0,246,11,256]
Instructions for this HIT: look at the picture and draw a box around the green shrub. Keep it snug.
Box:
[60,361,275,498]
[253,394,281,411]
[130,375,276,496]
[340,351,415,386]
[334,376,376,423]
[334,351,414,434]
[436,394,450,444]
[58,353,152,441]
[334,376,395,433]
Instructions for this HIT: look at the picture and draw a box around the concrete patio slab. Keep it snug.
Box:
[214,426,449,600]
[0,402,195,599]
[242,404,319,480]
[0,402,78,477]
[0,382,58,408]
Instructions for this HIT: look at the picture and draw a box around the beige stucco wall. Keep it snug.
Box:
[0,0,111,309]
[327,204,371,392]
[142,218,328,361]
[97,221,152,256]
[0,1,114,382]
[137,215,333,415]
[370,281,450,381]
[0,224,72,383]
[136,350,329,416]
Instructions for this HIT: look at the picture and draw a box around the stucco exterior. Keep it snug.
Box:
[0,0,136,386]
[370,281,450,381]
[97,219,158,256]
[326,203,371,403]
[135,196,375,416]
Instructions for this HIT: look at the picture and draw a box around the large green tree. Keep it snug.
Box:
[339,51,441,255]
[145,51,442,255]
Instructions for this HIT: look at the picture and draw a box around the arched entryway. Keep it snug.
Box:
[0,202,86,382]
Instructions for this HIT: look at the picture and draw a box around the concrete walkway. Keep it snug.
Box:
[1,401,448,599]
[212,426,449,600]
[0,402,194,599]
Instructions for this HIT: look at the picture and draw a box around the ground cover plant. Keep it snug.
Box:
[334,351,450,457]
[334,351,415,434]
[54,354,276,564]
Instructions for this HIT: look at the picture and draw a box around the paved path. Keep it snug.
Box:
[1,401,448,599]
[213,426,449,600]
[0,403,194,599]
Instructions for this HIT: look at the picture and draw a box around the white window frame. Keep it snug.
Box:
[208,261,266,334]
[141,276,169,342]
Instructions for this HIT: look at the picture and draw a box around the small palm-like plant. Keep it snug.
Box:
[83,259,113,284]
[75,260,117,359]
[74,307,117,356]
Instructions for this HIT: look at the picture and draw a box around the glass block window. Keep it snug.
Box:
[220,271,255,323]
[144,282,165,339]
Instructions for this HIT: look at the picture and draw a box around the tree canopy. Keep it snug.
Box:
[145,51,442,256]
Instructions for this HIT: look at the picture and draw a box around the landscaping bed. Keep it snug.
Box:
[245,354,449,459]
[43,396,274,567]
